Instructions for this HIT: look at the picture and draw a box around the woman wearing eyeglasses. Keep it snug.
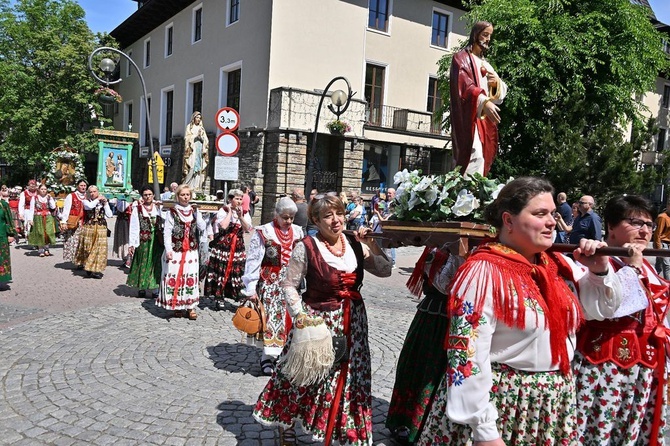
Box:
[253,193,392,445]
[574,195,669,445]
[126,186,163,299]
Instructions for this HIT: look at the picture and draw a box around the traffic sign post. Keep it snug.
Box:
[147,152,165,184]
[214,156,239,181]
[215,133,241,156]
[215,107,240,132]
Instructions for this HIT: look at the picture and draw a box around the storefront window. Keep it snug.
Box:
[362,145,389,194]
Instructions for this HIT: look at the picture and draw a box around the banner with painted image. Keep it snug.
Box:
[96,141,132,192]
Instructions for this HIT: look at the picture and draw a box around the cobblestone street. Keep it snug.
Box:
[0,232,424,445]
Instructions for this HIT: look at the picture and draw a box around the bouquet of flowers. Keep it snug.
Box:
[392,168,510,222]
[94,86,123,103]
[326,120,351,134]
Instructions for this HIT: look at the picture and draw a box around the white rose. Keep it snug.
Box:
[451,189,480,217]
[408,190,420,210]
[414,175,434,192]
[424,186,439,206]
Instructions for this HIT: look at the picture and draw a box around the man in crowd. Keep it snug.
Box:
[554,192,573,243]
[290,188,308,233]
[569,195,602,244]
[653,200,670,280]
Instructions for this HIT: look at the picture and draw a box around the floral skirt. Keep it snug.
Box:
[255,267,289,358]
[62,226,82,262]
[253,300,373,445]
[157,249,199,310]
[0,236,11,282]
[127,236,162,290]
[74,224,108,273]
[574,352,666,445]
[418,363,577,446]
[386,292,449,443]
[27,214,57,247]
[204,235,246,301]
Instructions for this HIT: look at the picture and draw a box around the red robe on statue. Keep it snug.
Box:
[450,49,499,176]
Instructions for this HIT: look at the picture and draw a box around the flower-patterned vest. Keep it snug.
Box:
[83,204,107,226]
[169,207,199,252]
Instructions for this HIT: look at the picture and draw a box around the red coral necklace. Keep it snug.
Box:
[273,221,293,245]
[320,233,346,257]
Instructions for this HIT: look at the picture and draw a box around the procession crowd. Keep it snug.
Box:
[0,175,668,446]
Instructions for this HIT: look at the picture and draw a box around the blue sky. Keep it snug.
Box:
[78,0,670,35]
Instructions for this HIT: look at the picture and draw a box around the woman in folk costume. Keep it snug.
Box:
[241,197,304,376]
[113,198,133,268]
[418,177,624,446]
[385,246,465,444]
[204,188,252,308]
[0,197,16,289]
[75,185,113,278]
[27,184,57,257]
[575,195,670,446]
[60,179,88,264]
[127,186,163,299]
[158,184,206,320]
[8,188,21,242]
[253,194,392,446]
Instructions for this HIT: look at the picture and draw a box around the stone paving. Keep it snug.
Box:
[0,232,424,445]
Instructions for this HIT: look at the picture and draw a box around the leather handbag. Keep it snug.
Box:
[66,214,80,230]
[232,298,267,336]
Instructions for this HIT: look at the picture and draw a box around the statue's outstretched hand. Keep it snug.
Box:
[483,100,501,124]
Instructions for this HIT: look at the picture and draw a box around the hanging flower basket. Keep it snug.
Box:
[326,120,351,135]
[94,87,122,104]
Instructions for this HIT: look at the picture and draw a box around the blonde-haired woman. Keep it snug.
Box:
[158,184,206,320]
[75,185,112,278]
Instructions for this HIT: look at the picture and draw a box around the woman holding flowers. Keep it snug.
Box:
[417,177,623,446]
[158,184,206,320]
[127,186,163,299]
[27,184,57,257]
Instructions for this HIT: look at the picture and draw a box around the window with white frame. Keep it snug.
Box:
[144,38,151,68]
[193,5,203,43]
[126,50,133,76]
[368,0,390,32]
[165,24,173,57]
[228,0,239,25]
[125,102,133,132]
[191,80,203,115]
[142,96,152,147]
[431,9,450,48]
[220,63,242,113]
[658,128,667,152]
[163,89,174,146]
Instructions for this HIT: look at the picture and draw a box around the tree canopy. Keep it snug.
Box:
[0,0,113,184]
[439,0,670,204]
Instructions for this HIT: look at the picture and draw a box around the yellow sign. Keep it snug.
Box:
[147,152,165,184]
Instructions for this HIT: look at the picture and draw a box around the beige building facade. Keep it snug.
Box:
[110,0,463,221]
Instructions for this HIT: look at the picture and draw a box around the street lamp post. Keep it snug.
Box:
[87,47,160,199]
[304,76,355,199]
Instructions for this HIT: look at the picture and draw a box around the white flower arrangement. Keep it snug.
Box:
[392,168,510,222]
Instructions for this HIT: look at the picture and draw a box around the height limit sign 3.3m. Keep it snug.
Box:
[214,107,241,181]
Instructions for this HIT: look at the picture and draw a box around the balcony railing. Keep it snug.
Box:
[366,104,444,135]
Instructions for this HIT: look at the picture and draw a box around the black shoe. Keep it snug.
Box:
[151,291,159,299]
[138,290,147,298]
[85,271,92,277]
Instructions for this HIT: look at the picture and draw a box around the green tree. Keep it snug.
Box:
[438,0,669,202]
[0,0,114,184]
